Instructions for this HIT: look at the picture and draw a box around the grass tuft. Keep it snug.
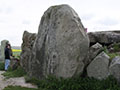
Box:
[0,62,5,71]
[113,43,120,52]
[3,86,38,90]
[2,67,26,79]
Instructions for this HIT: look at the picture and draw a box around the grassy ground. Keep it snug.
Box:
[4,75,120,90]
[24,75,120,90]
[3,66,120,90]
[2,67,26,79]
[0,62,5,71]
[3,86,38,90]
[103,45,120,60]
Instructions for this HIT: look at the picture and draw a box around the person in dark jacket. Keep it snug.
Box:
[4,44,12,71]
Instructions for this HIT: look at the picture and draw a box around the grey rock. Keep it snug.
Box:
[30,4,89,79]
[20,31,36,72]
[89,43,103,60]
[84,43,103,65]
[0,40,9,61]
[109,56,120,82]
[87,52,110,80]
[10,58,20,70]
[88,31,120,45]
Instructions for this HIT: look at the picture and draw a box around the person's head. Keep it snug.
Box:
[6,44,10,49]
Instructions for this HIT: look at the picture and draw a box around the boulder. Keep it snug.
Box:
[87,52,110,80]
[29,4,89,79]
[10,57,20,70]
[88,31,120,46]
[84,43,103,66]
[89,43,103,61]
[20,31,36,72]
[109,56,120,82]
[0,40,9,61]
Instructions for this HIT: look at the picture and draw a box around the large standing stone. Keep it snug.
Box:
[87,52,110,80]
[0,40,9,61]
[20,31,36,72]
[109,56,120,82]
[29,4,89,79]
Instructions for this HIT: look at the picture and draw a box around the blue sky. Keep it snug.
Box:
[0,0,120,46]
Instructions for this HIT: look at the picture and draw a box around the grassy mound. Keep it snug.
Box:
[0,62,5,71]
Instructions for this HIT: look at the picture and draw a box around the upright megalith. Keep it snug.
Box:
[20,31,36,72]
[0,40,9,61]
[30,4,89,79]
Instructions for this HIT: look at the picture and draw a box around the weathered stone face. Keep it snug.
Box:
[20,31,36,72]
[89,43,103,60]
[109,56,120,82]
[88,31,120,46]
[84,43,103,66]
[87,52,110,80]
[10,58,20,70]
[30,4,89,79]
[0,40,9,61]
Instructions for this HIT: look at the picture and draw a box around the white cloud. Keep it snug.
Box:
[22,20,31,25]
[97,17,119,26]
[81,13,95,21]
[0,0,120,45]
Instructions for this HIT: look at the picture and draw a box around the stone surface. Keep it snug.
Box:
[30,4,89,79]
[10,58,20,70]
[87,52,110,80]
[84,43,103,65]
[89,43,103,60]
[109,56,120,82]
[88,31,120,45]
[20,31,36,72]
[0,40,9,61]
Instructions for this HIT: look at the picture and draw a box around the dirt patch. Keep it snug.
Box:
[0,71,37,90]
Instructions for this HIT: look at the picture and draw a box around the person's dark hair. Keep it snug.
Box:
[6,44,11,48]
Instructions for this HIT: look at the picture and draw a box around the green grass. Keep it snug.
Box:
[0,62,5,71]
[103,46,109,53]
[107,53,120,60]
[2,67,26,79]
[25,75,120,90]
[113,43,120,52]
[3,86,38,90]
[12,51,21,59]
[103,46,120,60]
[4,74,120,90]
